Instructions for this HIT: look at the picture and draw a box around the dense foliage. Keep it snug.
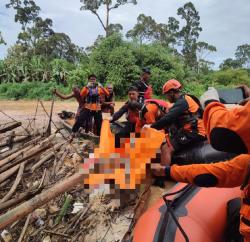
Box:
[0,1,250,100]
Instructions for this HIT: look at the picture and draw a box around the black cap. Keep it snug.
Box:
[88,74,97,80]
[142,67,151,74]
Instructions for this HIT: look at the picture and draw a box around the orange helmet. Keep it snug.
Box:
[162,79,182,94]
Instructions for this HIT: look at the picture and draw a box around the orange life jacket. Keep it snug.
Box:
[80,85,109,111]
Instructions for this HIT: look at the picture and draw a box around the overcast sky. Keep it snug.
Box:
[0,0,250,68]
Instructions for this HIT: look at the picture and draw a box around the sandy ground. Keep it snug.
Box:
[0,100,124,125]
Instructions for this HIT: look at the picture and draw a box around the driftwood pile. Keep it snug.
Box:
[0,108,155,242]
[0,118,85,241]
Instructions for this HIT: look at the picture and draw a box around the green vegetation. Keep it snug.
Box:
[0,82,70,100]
[0,1,250,100]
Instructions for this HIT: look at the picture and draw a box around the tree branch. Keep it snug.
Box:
[91,10,106,31]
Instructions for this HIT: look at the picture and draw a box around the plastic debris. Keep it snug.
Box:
[1,230,12,242]
[71,202,84,214]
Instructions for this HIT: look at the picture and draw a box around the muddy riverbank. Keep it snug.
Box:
[0,100,124,125]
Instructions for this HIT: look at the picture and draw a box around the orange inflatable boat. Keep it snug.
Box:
[133,183,241,242]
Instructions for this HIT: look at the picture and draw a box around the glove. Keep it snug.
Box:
[200,87,220,109]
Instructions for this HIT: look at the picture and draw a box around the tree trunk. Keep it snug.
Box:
[0,122,22,133]
[0,173,84,229]
[106,2,110,37]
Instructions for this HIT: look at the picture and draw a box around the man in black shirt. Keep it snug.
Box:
[134,67,153,104]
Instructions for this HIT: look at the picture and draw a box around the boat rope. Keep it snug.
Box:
[162,184,194,242]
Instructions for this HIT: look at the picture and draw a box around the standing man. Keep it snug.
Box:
[134,67,153,104]
[101,84,115,115]
[72,74,109,136]
[53,87,84,118]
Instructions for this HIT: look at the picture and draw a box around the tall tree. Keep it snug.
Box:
[235,44,250,68]
[196,41,216,59]
[166,17,180,48]
[6,0,40,31]
[126,14,179,48]
[196,41,216,72]
[17,17,54,48]
[80,0,137,37]
[219,58,242,70]
[177,2,202,68]
[126,14,159,43]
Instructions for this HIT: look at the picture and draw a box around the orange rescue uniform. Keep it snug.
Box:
[168,101,250,241]
[80,86,109,111]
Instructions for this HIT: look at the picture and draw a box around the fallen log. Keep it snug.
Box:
[1,162,25,203]
[0,189,40,212]
[0,165,20,184]
[23,135,42,147]
[0,145,32,167]
[0,147,10,154]
[0,122,22,133]
[13,135,31,144]
[0,134,55,173]
[0,145,50,174]
[0,135,42,160]
[54,150,69,175]
[30,142,64,173]
[0,131,15,148]
[0,172,84,229]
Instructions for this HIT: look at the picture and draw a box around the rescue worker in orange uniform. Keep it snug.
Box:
[72,74,109,136]
[149,79,206,165]
[152,86,250,242]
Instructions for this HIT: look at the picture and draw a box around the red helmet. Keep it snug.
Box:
[162,79,182,94]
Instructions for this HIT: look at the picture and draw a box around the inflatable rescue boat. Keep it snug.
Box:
[133,183,241,242]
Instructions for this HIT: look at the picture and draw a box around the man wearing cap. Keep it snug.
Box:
[149,79,206,165]
[151,87,250,242]
[134,68,153,104]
